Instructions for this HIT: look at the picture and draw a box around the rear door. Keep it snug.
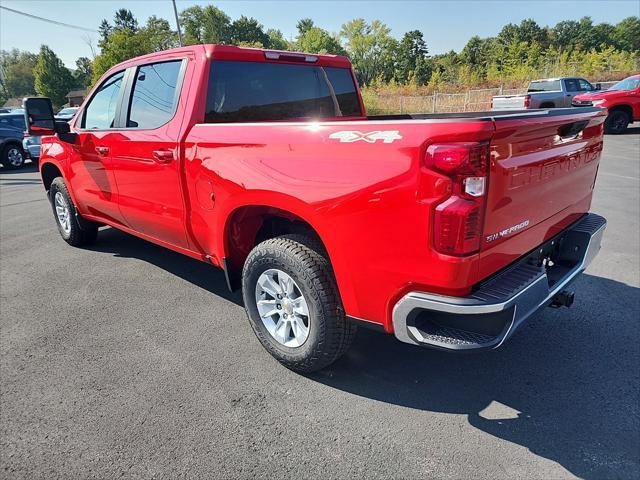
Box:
[108,57,191,249]
[479,108,606,278]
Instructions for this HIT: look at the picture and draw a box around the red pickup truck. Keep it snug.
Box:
[572,74,640,134]
[24,45,607,372]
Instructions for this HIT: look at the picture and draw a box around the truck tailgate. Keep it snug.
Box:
[492,95,526,110]
[479,108,606,279]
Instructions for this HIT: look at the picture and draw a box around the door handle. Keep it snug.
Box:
[95,146,109,156]
[152,149,174,163]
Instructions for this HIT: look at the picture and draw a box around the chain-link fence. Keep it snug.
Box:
[367,80,620,115]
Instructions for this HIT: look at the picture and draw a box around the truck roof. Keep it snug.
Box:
[107,44,353,73]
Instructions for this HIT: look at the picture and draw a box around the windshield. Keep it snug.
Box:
[527,80,561,92]
[608,77,640,91]
[57,108,77,115]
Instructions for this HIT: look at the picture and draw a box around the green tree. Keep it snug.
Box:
[179,5,231,45]
[296,18,315,37]
[395,30,428,84]
[92,29,149,83]
[34,45,74,108]
[143,15,179,51]
[73,57,93,89]
[92,15,178,83]
[114,8,138,32]
[1,49,37,98]
[613,16,640,52]
[266,29,290,50]
[296,26,345,55]
[230,16,269,47]
[340,19,397,85]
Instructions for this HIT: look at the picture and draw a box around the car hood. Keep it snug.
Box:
[573,89,629,101]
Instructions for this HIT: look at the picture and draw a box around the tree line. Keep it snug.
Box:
[1,6,638,108]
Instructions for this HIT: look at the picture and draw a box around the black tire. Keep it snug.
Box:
[242,234,356,373]
[49,177,99,247]
[1,143,25,169]
[604,109,630,134]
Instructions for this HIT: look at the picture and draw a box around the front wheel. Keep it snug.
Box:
[604,110,630,134]
[49,177,99,247]
[242,235,356,373]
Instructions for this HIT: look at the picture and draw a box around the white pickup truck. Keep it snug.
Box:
[492,77,600,110]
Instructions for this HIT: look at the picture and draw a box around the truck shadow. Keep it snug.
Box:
[620,125,639,135]
[87,226,243,306]
[85,229,637,478]
[313,273,639,479]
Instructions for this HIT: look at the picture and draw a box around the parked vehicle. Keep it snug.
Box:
[0,108,13,114]
[573,74,640,134]
[24,45,607,372]
[55,107,79,121]
[23,133,41,166]
[0,113,27,169]
[492,77,599,110]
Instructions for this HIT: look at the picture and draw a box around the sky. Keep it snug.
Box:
[1,0,639,68]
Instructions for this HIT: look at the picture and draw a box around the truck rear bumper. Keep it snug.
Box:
[392,213,606,351]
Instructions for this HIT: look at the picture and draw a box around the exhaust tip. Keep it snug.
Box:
[550,290,575,308]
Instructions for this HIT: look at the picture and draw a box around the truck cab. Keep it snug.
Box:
[492,77,597,110]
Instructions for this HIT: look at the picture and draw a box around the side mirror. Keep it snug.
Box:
[22,97,56,136]
[595,83,602,91]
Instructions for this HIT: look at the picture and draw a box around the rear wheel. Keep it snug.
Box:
[604,110,630,134]
[1,144,25,169]
[242,234,356,373]
[49,177,99,247]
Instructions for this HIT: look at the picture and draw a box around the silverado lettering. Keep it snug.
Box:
[24,44,607,372]
[508,142,602,190]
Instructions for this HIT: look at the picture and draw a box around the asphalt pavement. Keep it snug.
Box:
[1,128,638,479]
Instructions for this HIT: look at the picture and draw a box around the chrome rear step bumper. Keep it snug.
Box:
[392,213,606,351]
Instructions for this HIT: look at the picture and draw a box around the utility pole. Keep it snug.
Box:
[172,0,184,47]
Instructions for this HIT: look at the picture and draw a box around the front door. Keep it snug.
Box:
[70,70,127,225]
[108,59,190,249]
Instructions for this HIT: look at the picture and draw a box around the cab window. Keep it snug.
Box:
[126,60,183,129]
[82,71,125,129]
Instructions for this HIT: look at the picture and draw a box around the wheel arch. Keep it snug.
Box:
[608,104,633,119]
[221,203,330,291]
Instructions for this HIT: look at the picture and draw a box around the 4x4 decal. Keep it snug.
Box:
[329,130,402,143]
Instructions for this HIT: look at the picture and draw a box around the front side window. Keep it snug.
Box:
[83,71,124,129]
[205,61,361,123]
[578,79,594,91]
[127,60,182,129]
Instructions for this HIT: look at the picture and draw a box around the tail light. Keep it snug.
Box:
[425,142,490,256]
[523,94,531,108]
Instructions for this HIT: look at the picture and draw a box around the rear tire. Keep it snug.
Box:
[1,144,25,169]
[604,110,630,134]
[242,234,356,373]
[49,177,99,247]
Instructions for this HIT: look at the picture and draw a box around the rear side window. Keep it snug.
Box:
[528,80,561,92]
[0,116,25,130]
[127,60,182,129]
[205,61,361,123]
[83,71,124,129]
[565,79,579,92]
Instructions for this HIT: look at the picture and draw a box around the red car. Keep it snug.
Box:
[573,74,640,134]
[24,45,607,372]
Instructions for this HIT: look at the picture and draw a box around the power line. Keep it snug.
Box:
[0,5,98,33]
